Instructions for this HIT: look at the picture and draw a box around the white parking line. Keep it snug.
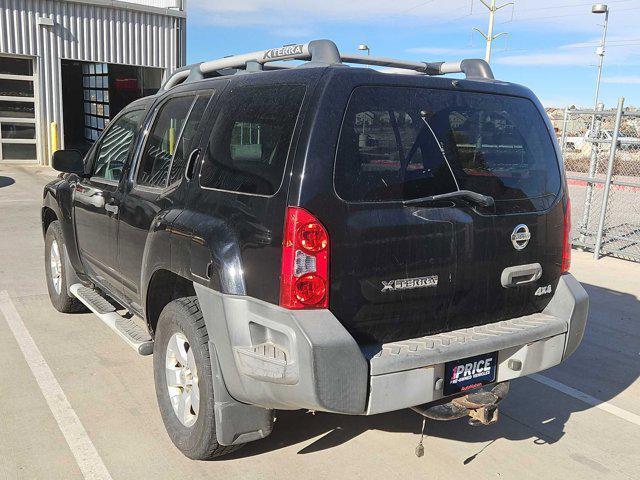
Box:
[0,291,113,480]
[0,198,41,204]
[530,373,640,427]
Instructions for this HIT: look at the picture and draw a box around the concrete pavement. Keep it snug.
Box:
[0,164,639,479]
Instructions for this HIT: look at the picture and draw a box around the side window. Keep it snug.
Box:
[200,84,306,195]
[168,93,212,185]
[92,109,144,182]
[136,95,195,188]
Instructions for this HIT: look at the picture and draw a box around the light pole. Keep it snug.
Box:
[580,4,610,245]
[358,44,370,56]
[592,4,609,115]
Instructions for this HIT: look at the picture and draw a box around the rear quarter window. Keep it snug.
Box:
[200,84,306,196]
[335,86,561,212]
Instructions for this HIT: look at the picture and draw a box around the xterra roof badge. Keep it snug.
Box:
[511,224,531,250]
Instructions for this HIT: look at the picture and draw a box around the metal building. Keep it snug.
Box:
[0,0,186,165]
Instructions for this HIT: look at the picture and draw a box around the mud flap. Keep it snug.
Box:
[209,341,274,446]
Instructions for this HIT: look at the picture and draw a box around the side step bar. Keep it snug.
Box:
[70,284,153,356]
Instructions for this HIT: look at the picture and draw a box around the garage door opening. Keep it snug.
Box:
[0,56,37,163]
[61,60,162,153]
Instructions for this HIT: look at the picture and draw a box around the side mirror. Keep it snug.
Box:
[51,150,84,175]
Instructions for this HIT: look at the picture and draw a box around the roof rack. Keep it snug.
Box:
[161,39,494,90]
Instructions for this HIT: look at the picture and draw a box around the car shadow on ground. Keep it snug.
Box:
[0,176,15,188]
[224,281,639,461]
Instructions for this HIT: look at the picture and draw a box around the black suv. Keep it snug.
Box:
[43,40,588,459]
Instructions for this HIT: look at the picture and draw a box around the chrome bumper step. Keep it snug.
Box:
[70,284,153,356]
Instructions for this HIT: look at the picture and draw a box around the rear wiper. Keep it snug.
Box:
[403,190,495,208]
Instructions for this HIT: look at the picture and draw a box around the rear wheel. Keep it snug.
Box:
[45,221,86,313]
[153,297,241,459]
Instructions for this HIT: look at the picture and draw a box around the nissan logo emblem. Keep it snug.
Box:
[511,224,531,250]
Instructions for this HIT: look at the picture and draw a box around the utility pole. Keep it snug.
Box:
[474,0,513,63]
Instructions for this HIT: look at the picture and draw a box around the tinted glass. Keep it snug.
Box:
[168,93,212,185]
[0,57,33,76]
[200,84,306,195]
[0,79,34,97]
[335,86,561,210]
[0,100,34,118]
[1,143,36,160]
[335,104,457,202]
[1,123,35,139]
[137,95,195,188]
[92,109,144,181]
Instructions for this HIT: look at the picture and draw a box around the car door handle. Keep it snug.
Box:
[185,148,201,181]
[74,185,105,208]
[501,263,542,288]
[105,200,119,215]
[90,194,105,209]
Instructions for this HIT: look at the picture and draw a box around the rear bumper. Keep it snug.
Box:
[194,273,588,415]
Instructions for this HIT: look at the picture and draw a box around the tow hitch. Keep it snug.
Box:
[411,381,509,426]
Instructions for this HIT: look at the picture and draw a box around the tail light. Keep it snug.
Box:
[280,207,329,309]
[561,198,572,273]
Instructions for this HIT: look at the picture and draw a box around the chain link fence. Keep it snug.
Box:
[556,98,640,262]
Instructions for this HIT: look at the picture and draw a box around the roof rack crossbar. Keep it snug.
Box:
[341,54,494,79]
[162,39,494,90]
[340,53,441,75]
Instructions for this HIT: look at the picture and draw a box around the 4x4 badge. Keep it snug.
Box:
[535,284,552,296]
[381,275,438,292]
[511,224,531,250]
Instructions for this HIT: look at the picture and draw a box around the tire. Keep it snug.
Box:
[45,221,87,313]
[153,297,241,460]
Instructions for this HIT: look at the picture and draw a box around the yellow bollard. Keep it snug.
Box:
[50,122,59,155]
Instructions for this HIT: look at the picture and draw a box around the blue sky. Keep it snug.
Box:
[186,0,640,108]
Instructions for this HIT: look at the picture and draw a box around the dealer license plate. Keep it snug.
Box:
[444,351,498,396]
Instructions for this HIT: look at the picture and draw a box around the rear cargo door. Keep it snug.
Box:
[329,86,563,345]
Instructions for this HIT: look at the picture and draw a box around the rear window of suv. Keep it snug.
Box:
[334,86,561,212]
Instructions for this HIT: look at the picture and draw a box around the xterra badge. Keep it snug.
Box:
[381,275,438,292]
[263,44,304,60]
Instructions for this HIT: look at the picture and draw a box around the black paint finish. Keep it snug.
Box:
[43,65,568,346]
[288,68,566,345]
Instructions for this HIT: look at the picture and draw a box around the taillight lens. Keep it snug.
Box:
[280,207,329,309]
[561,198,572,273]
[293,274,327,305]
[297,222,328,253]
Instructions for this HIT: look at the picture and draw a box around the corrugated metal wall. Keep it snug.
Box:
[0,0,185,163]
[120,0,183,9]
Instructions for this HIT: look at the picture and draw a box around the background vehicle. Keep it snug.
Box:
[565,128,640,151]
[42,40,588,460]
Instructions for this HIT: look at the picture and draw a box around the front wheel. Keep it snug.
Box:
[153,297,241,459]
[45,221,86,313]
